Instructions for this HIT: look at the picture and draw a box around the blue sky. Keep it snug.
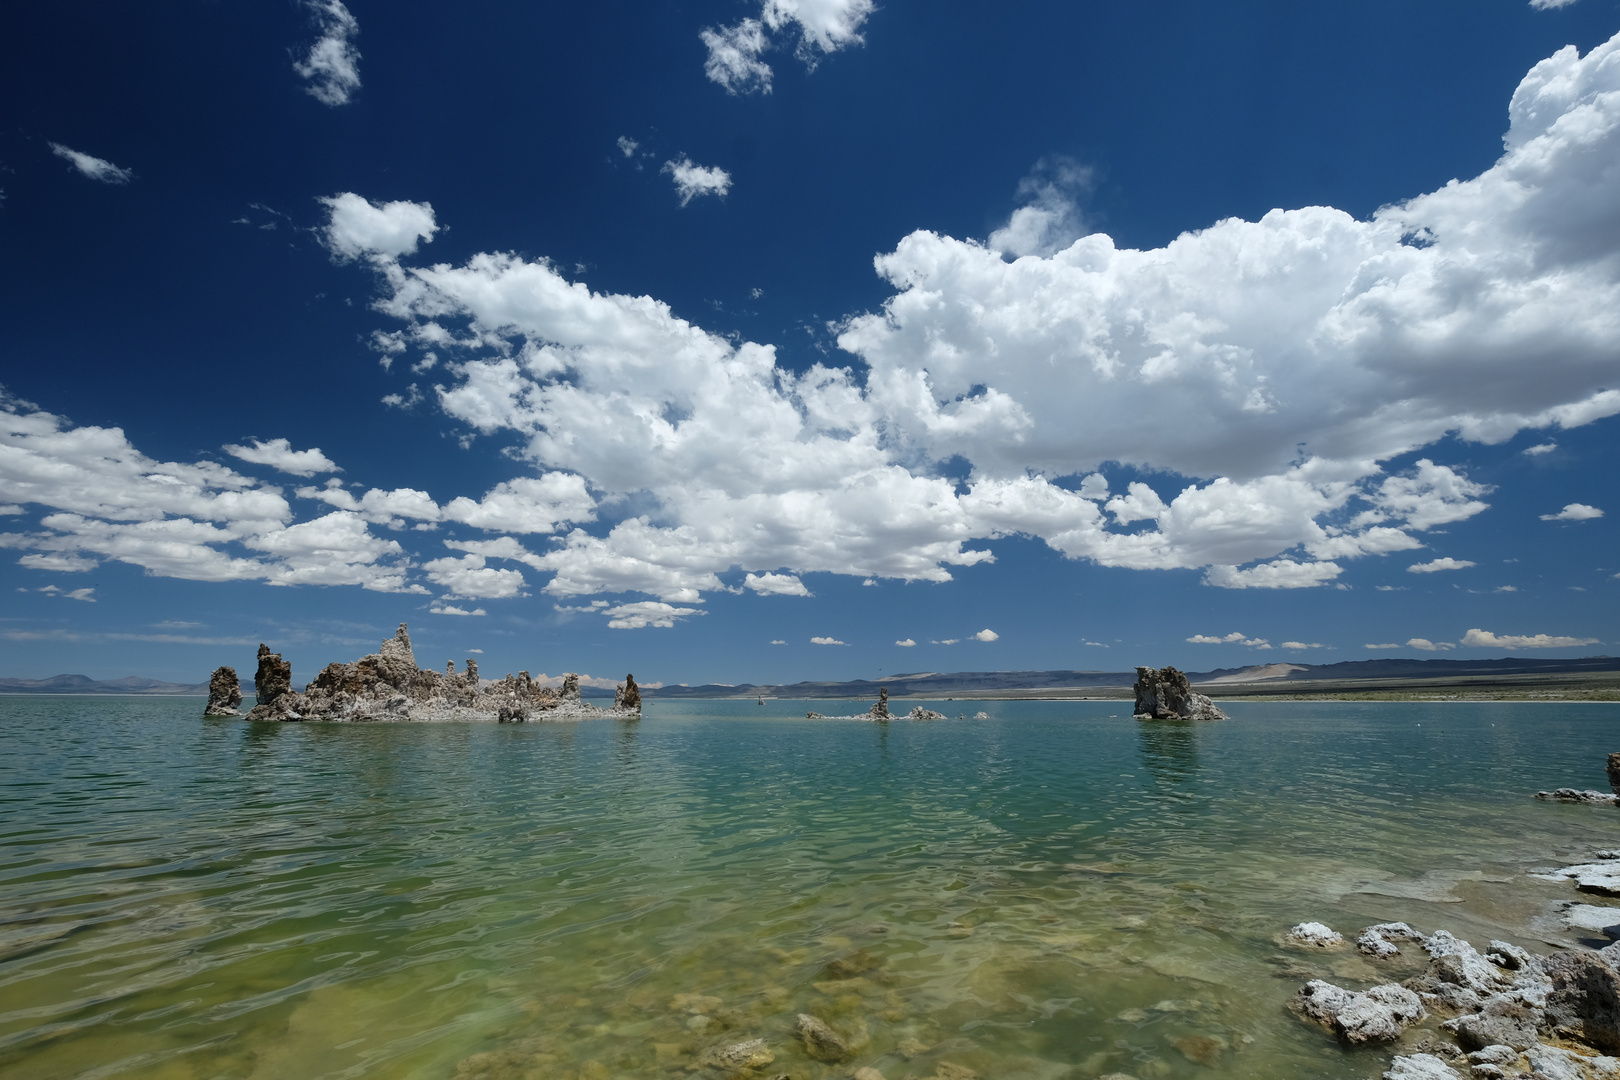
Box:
[2,0,1618,687]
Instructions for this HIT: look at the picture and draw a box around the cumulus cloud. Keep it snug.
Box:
[296,473,594,534]
[988,157,1094,258]
[422,554,527,600]
[224,437,341,477]
[1188,632,1271,648]
[431,603,486,616]
[1524,441,1558,455]
[811,636,846,645]
[663,157,732,206]
[1541,502,1604,521]
[594,601,703,629]
[1280,641,1324,649]
[617,136,639,158]
[744,571,811,596]
[1408,557,1477,573]
[701,0,873,93]
[49,143,132,184]
[294,0,362,106]
[895,638,916,646]
[1364,643,1402,650]
[1407,637,1455,651]
[972,628,999,642]
[308,33,1620,609]
[320,193,437,260]
[1461,628,1600,649]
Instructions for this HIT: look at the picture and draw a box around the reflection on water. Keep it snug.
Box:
[2,697,1619,1079]
[1137,720,1200,787]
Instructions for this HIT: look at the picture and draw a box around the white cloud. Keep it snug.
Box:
[593,601,704,629]
[320,193,437,260]
[1187,632,1271,648]
[422,554,527,600]
[811,636,846,645]
[1461,628,1600,649]
[895,637,916,646]
[1530,0,1579,9]
[224,437,341,477]
[1280,641,1324,649]
[770,638,786,644]
[430,603,486,616]
[972,628,999,642]
[443,474,596,533]
[1205,560,1343,590]
[1523,441,1558,455]
[989,157,1094,259]
[701,19,774,94]
[700,1,873,93]
[312,33,1620,607]
[932,638,960,645]
[663,157,732,206]
[1541,502,1604,521]
[294,0,362,106]
[744,571,811,596]
[1364,643,1402,650]
[49,143,132,184]
[1407,637,1455,651]
[617,136,639,158]
[1408,557,1477,573]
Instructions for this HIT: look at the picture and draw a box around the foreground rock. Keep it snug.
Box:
[1291,911,1620,1079]
[239,624,641,723]
[203,666,243,716]
[1292,979,1426,1043]
[1133,666,1228,721]
[1536,789,1620,805]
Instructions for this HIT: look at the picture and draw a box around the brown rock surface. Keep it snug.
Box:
[1133,666,1228,721]
[203,665,242,717]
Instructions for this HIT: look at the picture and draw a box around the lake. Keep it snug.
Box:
[2,697,1619,1079]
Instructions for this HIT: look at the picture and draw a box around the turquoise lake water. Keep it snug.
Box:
[3,697,1620,1080]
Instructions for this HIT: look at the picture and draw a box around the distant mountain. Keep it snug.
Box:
[644,655,1620,699]
[0,674,212,695]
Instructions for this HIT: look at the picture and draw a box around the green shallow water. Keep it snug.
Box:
[3,698,1620,1080]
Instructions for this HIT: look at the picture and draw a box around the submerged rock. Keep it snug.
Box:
[1536,863,1620,897]
[1133,666,1228,721]
[795,1012,850,1061]
[235,624,640,723]
[203,665,242,716]
[698,1038,774,1069]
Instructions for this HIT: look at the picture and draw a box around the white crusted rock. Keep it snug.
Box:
[1383,1053,1464,1079]
[1289,922,1346,949]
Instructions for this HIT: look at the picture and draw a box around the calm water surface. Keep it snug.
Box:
[3,697,1620,1080]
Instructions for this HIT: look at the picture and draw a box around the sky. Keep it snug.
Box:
[2,0,1619,688]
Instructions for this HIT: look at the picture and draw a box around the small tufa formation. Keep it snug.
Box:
[1608,752,1620,796]
[869,686,890,720]
[614,674,641,712]
[203,666,243,716]
[235,624,639,723]
[1133,666,1228,721]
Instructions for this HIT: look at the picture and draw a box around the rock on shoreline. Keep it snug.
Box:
[229,623,641,723]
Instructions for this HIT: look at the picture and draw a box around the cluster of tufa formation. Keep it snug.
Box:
[1133,666,1228,721]
[806,687,946,721]
[207,623,640,723]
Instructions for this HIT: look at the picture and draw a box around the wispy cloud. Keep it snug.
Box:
[294,0,362,106]
[49,143,132,184]
[1409,557,1476,574]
